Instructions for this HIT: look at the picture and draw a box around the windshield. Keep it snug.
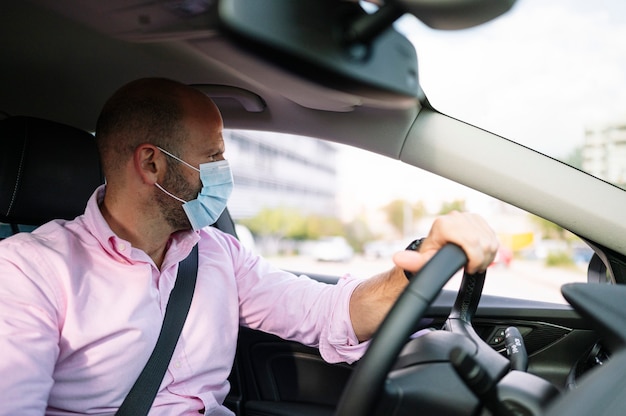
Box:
[396,0,626,183]
[223,2,624,304]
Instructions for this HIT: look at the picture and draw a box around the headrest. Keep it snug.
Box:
[0,116,104,226]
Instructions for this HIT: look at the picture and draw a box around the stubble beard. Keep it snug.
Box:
[154,162,201,231]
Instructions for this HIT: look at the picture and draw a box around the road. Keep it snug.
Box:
[266,255,587,304]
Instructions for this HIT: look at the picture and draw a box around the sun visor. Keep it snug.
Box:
[217,0,420,103]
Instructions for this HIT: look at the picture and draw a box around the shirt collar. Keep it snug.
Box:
[82,185,200,266]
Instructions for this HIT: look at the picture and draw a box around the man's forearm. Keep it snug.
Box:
[348,267,408,342]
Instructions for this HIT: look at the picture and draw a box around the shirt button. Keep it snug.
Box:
[174,360,181,369]
[118,243,126,251]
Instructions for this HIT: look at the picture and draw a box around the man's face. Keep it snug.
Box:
[155,93,226,231]
[155,158,201,230]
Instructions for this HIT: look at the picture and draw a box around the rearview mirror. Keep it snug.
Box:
[218,0,420,100]
[218,0,516,101]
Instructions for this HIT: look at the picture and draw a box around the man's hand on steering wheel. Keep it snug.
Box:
[349,211,498,343]
[338,213,520,416]
[393,211,499,276]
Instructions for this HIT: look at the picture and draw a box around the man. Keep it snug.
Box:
[0,78,498,414]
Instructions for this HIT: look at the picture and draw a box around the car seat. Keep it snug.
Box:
[0,116,104,235]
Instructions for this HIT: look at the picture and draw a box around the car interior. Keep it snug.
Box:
[2,0,626,415]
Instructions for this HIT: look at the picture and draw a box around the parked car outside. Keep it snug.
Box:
[491,245,513,268]
[311,236,354,262]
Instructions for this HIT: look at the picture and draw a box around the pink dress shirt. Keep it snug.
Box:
[0,186,367,415]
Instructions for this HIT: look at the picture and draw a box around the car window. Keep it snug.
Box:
[393,0,626,186]
[225,130,588,304]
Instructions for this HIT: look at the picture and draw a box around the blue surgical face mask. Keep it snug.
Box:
[155,147,234,230]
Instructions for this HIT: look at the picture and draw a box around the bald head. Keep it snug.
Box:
[95,78,218,182]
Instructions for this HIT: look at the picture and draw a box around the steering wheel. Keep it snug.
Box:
[334,243,547,416]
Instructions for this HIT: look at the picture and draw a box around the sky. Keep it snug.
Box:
[399,0,626,156]
[337,0,626,220]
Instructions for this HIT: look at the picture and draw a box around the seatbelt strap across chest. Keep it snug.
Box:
[115,244,199,416]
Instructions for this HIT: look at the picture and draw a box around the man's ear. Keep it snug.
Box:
[134,144,163,185]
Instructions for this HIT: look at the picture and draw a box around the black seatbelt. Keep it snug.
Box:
[115,244,199,416]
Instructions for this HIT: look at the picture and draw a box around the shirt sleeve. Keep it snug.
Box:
[0,236,62,414]
[228,235,369,364]
[316,274,371,364]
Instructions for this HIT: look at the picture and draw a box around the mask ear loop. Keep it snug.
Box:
[157,146,200,172]
[155,182,187,204]
[154,146,198,204]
